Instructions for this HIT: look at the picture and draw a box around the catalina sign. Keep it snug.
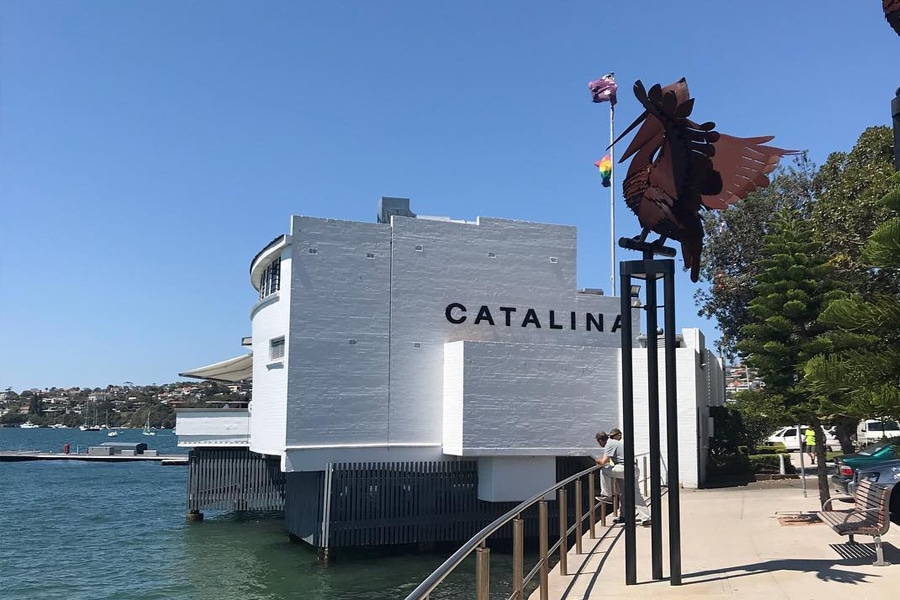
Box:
[444,303,621,333]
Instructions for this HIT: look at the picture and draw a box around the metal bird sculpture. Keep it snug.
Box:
[613,78,797,282]
[885,0,900,37]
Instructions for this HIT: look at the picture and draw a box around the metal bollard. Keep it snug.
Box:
[513,517,524,600]
[575,479,583,554]
[539,500,549,600]
[588,474,596,538]
[476,545,490,600]
[558,488,568,576]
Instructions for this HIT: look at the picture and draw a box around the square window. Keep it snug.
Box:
[270,337,285,360]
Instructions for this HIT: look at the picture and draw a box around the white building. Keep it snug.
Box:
[177,198,724,545]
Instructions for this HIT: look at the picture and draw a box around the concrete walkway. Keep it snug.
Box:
[539,480,899,600]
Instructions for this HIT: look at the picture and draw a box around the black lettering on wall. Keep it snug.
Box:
[445,303,467,324]
[521,308,542,328]
[548,310,563,329]
[586,313,603,332]
[499,306,516,326]
[474,305,495,326]
[611,314,622,333]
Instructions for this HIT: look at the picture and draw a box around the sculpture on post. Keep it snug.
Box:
[885,0,900,37]
[613,78,796,281]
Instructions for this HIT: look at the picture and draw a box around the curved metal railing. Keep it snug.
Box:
[404,454,652,600]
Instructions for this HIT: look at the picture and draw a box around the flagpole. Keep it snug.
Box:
[609,103,616,297]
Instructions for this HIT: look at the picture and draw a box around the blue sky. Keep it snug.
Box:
[1,2,897,391]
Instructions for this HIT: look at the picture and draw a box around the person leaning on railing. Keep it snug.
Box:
[595,428,652,526]
[593,431,615,502]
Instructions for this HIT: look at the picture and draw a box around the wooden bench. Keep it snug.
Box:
[818,479,892,566]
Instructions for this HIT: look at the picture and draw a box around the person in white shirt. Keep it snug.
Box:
[595,428,651,526]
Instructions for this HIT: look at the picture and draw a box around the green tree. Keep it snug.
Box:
[805,173,900,425]
[696,155,817,359]
[811,126,895,283]
[737,209,839,505]
[28,394,44,416]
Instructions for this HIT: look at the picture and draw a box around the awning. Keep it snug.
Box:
[179,354,253,383]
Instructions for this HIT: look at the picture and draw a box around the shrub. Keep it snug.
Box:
[749,453,796,474]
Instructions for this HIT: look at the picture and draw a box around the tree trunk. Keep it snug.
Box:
[833,415,858,454]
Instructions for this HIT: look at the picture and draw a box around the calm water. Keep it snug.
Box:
[0,428,516,600]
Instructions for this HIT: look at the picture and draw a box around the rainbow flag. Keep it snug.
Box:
[595,154,612,187]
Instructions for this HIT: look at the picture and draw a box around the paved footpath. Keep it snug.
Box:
[537,480,899,600]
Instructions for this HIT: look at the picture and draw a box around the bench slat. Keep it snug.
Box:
[819,479,891,538]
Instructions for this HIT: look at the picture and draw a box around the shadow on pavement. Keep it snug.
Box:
[682,543,899,586]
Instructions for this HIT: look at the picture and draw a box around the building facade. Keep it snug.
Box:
[177,198,724,548]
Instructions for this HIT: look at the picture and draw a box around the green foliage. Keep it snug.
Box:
[696,154,817,359]
[753,445,782,455]
[812,126,896,281]
[748,454,794,474]
[736,209,837,419]
[805,173,900,423]
[708,405,753,457]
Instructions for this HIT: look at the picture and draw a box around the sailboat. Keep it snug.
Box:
[142,414,155,436]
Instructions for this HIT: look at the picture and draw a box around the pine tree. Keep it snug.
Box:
[737,208,839,505]
[805,173,900,425]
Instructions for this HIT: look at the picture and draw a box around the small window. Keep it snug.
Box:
[549,257,558,264]
[258,259,281,300]
[270,337,285,360]
[487,252,496,258]
[366,252,376,259]
[414,245,424,252]
[308,248,318,255]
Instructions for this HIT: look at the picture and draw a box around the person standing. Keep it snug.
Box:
[593,431,614,501]
[603,428,652,526]
[805,426,817,464]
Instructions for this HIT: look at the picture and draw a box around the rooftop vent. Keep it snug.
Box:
[377,197,416,224]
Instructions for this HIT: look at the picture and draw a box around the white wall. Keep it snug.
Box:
[443,340,620,456]
[176,409,249,447]
[477,456,557,502]
[285,216,391,448]
[249,243,292,457]
[629,328,724,488]
[387,216,626,449]
[241,209,724,490]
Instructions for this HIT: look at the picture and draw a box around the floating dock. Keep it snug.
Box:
[0,451,189,465]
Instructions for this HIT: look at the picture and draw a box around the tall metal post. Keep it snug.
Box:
[645,270,663,580]
[619,240,681,586]
[619,268,637,586]
[663,262,682,585]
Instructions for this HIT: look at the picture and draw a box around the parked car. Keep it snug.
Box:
[766,425,837,451]
[845,460,900,525]
[856,418,900,447]
[831,437,900,495]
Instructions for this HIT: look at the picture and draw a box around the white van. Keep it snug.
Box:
[856,418,900,446]
[766,426,837,451]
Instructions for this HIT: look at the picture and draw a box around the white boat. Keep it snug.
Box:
[20,422,39,429]
[107,430,119,437]
[50,423,68,429]
[142,416,155,436]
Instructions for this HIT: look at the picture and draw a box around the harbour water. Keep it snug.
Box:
[0,428,517,599]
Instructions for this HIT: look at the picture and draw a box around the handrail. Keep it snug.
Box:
[403,453,653,600]
[403,464,601,600]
